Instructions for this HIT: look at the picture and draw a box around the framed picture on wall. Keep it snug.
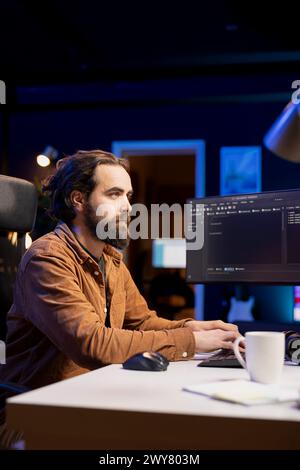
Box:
[293,286,300,321]
[220,146,262,196]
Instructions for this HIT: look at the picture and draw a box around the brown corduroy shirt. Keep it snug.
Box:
[0,222,195,389]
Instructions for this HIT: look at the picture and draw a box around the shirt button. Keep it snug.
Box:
[94,271,100,276]
[182,352,188,358]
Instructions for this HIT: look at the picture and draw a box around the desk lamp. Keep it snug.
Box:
[264,101,300,162]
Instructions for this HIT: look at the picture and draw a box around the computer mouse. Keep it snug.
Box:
[122,351,169,371]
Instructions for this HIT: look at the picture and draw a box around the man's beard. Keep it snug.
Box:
[84,201,130,250]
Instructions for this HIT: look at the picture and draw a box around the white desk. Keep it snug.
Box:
[6,361,300,450]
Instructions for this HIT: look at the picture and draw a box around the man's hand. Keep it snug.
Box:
[185,319,238,333]
[193,329,240,353]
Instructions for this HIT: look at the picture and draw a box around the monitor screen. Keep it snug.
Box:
[152,239,186,268]
[186,189,300,284]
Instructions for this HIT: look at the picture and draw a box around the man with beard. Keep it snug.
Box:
[0,150,240,392]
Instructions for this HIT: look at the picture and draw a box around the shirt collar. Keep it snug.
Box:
[54,221,123,267]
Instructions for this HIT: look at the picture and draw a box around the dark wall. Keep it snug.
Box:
[6,100,300,193]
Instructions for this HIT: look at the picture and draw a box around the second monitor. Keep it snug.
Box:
[186,189,300,284]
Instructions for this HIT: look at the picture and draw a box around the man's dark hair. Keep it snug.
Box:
[42,149,129,224]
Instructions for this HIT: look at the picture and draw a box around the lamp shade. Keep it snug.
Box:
[264,101,300,163]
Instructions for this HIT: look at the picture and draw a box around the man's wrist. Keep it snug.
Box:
[184,320,194,328]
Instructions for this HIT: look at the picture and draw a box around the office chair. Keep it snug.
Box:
[0,174,38,399]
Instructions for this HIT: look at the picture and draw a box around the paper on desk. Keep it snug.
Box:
[183,379,299,406]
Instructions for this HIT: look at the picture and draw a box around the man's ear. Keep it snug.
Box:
[69,190,86,213]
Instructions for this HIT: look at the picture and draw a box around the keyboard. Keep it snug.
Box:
[197,349,245,368]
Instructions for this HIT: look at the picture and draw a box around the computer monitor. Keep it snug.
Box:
[152,238,186,268]
[186,189,300,284]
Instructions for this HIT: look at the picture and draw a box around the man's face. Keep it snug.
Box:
[84,164,133,249]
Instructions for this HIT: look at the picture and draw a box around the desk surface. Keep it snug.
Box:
[7,361,300,450]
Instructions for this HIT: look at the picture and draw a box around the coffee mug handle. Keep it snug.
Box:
[233,336,246,369]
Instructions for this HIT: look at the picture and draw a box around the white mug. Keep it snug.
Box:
[233,331,285,384]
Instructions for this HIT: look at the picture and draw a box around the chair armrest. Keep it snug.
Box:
[0,382,30,395]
